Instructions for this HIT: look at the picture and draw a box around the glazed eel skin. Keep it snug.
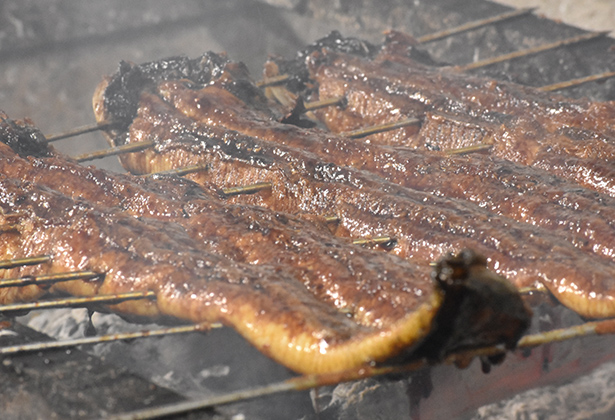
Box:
[156,71,615,263]
[0,114,531,373]
[268,31,615,198]
[92,61,615,319]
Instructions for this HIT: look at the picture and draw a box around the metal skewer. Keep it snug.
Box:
[445,144,493,156]
[222,182,272,196]
[147,163,210,177]
[45,122,116,143]
[456,31,607,71]
[254,9,536,89]
[417,8,535,44]
[73,140,154,163]
[0,270,100,289]
[303,96,346,112]
[540,70,615,92]
[256,74,291,88]
[0,255,51,269]
[0,291,155,313]
[352,236,396,246]
[102,317,615,420]
[0,323,219,356]
[324,215,340,224]
[342,117,421,139]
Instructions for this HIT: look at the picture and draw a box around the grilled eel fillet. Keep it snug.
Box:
[158,75,615,263]
[266,31,615,198]
[0,114,530,373]
[92,62,615,319]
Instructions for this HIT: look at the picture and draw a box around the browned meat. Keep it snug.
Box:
[0,115,531,373]
[273,31,615,197]
[0,141,429,329]
[152,79,615,263]
[92,78,615,319]
[0,145,438,374]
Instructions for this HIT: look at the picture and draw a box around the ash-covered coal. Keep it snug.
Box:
[24,309,313,419]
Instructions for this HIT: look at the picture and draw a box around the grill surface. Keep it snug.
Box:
[1,1,615,419]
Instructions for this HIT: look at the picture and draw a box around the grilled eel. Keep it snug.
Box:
[92,52,615,262]
[0,113,530,373]
[156,74,615,263]
[266,31,615,197]
[92,72,615,319]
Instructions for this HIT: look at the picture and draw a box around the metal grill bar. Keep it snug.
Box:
[456,31,607,71]
[45,122,116,143]
[0,291,155,313]
[540,70,615,92]
[342,117,421,139]
[147,163,210,177]
[222,181,272,196]
[0,255,51,269]
[303,96,346,112]
[0,270,100,289]
[352,236,396,246]
[445,144,493,156]
[417,8,534,44]
[101,318,615,420]
[0,323,218,356]
[74,140,154,162]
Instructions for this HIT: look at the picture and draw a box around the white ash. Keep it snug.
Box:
[472,361,615,420]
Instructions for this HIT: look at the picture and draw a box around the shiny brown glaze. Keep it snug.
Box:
[151,79,615,264]
[0,142,434,329]
[297,32,615,197]
[0,148,441,374]
[93,80,615,318]
[0,117,534,373]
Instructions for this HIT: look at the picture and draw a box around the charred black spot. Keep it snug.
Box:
[103,52,234,126]
[410,249,532,365]
[0,114,51,157]
[272,31,378,93]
